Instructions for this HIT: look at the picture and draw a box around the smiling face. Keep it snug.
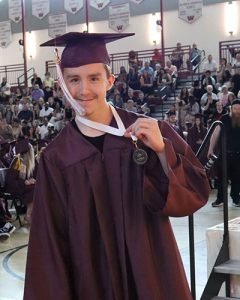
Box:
[63,63,115,119]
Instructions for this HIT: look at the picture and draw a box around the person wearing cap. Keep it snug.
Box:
[24,32,209,300]
[5,139,36,223]
[165,110,184,139]
[208,99,240,207]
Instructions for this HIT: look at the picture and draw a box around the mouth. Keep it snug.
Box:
[78,99,94,102]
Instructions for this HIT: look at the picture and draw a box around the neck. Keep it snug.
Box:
[76,103,113,137]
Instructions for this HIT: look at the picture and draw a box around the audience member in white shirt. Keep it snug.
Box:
[39,102,54,118]
[202,54,218,76]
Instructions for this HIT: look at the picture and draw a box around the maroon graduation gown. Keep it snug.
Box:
[24,108,209,300]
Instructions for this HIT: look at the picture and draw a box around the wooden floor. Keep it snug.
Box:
[0,189,239,300]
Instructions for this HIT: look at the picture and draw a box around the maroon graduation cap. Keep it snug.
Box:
[40,32,135,68]
[15,139,30,155]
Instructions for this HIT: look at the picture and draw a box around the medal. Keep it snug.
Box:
[132,140,148,165]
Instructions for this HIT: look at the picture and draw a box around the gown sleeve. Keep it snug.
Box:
[5,168,25,197]
[23,152,73,300]
[144,120,210,217]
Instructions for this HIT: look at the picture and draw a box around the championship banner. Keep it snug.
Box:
[109,3,129,33]
[32,0,50,20]
[90,0,110,11]
[0,21,12,48]
[64,0,83,14]
[129,0,144,4]
[48,14,67,38]
[8,0,22,23]
[178,0,203,24]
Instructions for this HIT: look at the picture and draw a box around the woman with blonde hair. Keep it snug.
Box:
[5,139,36,224]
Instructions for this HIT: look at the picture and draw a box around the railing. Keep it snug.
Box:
[0,64,25,86]
[46,44,191,77]
[219,39,240,64]
[17,67,35,87]
[188,121,228,300]
[191,50,206,82]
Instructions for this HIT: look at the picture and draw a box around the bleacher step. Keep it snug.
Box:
[214,260,240,275]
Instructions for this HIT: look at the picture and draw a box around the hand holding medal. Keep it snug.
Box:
[125,118,165,164]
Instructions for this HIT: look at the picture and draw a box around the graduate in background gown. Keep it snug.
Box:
[24,32,210,300]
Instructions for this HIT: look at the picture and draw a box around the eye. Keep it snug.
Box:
[90,76,100,82]
[70,78,79,84]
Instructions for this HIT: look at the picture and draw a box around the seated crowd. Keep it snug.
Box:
[0,44,240,239]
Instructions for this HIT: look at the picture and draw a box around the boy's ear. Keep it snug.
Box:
[107,74,115,91]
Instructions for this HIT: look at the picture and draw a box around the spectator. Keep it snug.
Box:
[31,73,43,88]
[217,85,231,108]
[201,85,218,104]
[44,86,53,102]
[202,92,218,124]
[166,110,184,138]
[127,67,140,90]
[231,67,240,97]
[189,43,201,68]
[233,53,240,68]
[171,42,184,70]
[151,48,163,66]
[202,70,216,91]
[15,87,23,100]
[48,96,56,109]
[112,93,124,108]
[192,80,205,104]
[125,99,137,112]
[0,118,13,140]
[128,50,139,68]
[202,54,218,78]
[12,118,22,140]
[176,87,189,128]
[4,105,14,124]
[165,61,178,78]
[136,91,147,107]
[64,101,73,122]
[187,114,207,154]
[227,92,236,107]
[211,101,227,122]
[184,94,200,126]
[49,102,64,132]
[217,58,227,84]
[53,82,64,103]
[139,70,154,95]
[0,77,11,104]
[156,68,172,97]
[140,61,154,77]
[38,117,50,140]
[31,84,45,102]
[39,102,54,119]
[43,71,54,89]
[17,103,33,122]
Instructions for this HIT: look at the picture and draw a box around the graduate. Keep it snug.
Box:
[24,32,210,300]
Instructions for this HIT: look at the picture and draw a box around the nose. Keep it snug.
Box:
[78,79,89,96]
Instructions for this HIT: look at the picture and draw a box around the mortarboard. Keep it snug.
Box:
[15,139,30,155]
[166,110,176,117]
[40,32,134,68]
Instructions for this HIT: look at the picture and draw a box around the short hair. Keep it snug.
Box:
[104,64,112,78]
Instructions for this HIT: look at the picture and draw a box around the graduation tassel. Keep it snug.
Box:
[15,154,21,172]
